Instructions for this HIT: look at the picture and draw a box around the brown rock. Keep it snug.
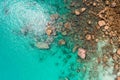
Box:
[87,20,92,24]
[104,26,109,30]
[112,54,118,61]
[64,22,71,29]
[109,31,117,37]
[96,25,100,30]
[50,14,59,20]
[46,29,52,36]
[75,9,80,15]
[46,27,53,36]
[93,2,97,7]
[85,34,92,40]
[117,76,120,80]
[81,7,86,12]
[105,0,110,5]
[75,8,86,15]
[59,39,66,45]
[91,35,95,39]
[111,2,116,8]
[104,31,108,35]
[82,0,87,3]
[98,20,106,27]
[78,48,86,59]
[102,55,108,63]
[114,63,119,71]
[110,39,113,44]
[117,48,120,55]
[95,39,99,42]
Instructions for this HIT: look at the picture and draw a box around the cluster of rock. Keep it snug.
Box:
[33,0,120,79]
[94,0,120,78]
[59,0,120,79]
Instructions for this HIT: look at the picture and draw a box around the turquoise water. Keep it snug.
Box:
[0,0,88,80]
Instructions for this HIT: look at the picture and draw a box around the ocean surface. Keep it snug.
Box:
[0,0,112,80]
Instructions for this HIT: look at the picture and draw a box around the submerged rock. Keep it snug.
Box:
[78,48,86,59]
[72,45,79,52]
[50,14,59,20]
[35,42,49,49]
[46,27,53,36]
[62,31,67,36]
[64,22,71,29]
[59,39,66,45]
[46,29,52,36]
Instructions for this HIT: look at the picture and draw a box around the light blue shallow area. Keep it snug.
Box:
[0,0,86,80]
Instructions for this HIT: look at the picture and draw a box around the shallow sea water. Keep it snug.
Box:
[0,0,114,80]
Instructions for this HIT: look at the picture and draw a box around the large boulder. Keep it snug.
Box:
[78,48,86,59]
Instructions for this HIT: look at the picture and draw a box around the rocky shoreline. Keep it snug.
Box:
[44,0,120,80]
[20,0,120,80]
